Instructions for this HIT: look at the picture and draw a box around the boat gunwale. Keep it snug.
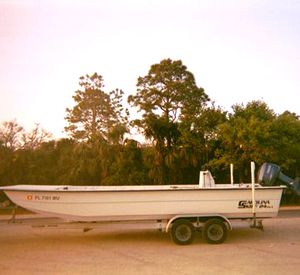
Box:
[1,185,286,193]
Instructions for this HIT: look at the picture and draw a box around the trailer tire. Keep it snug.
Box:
[171,219,195,245]
[203,218,227,244]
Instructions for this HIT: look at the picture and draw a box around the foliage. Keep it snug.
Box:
[0,120,23,150]
[65,73,128,143]
[268,111,300,176]
[0,60,300,205]
[128,58,209,184]
[0,120,51,151]
[206,101,298,183]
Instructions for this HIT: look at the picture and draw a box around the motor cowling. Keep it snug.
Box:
[258,162,300,196]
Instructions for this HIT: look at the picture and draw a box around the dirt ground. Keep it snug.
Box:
[0,210,299,275]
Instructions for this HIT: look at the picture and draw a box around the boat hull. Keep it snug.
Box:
[1,184,284,221]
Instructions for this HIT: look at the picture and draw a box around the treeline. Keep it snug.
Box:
[1,59,300,202]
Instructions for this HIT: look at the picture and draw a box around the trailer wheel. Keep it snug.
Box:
[203,218,227,244]
[171,219,195,245]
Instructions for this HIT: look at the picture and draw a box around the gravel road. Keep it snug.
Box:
[0,209,299,275]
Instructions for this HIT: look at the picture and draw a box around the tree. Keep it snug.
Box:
[0,141,14,186]
[129,59,209,123]
[211,100,276,182]
[21,123,52,150]
[269,111,300,176]
[0,120,23,150]
[107,88,129,145]
[128,58,209,184]
[65,73,127,142]
[177,104,227,182]
[102,139,150,185]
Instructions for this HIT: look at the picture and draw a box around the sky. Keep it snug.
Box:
[0,0,299,139]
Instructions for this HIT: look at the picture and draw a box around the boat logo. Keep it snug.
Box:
[238,200,273,209]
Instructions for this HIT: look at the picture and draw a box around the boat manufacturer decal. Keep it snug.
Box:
[26,195,60,201]
[238,200,273,209]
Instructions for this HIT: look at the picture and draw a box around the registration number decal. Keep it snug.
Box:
[26,195,60,201]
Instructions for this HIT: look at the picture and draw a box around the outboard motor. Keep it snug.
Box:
[258,163,300,196]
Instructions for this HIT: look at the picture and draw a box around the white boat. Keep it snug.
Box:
[0,169,285,222]
[2,162,298,245]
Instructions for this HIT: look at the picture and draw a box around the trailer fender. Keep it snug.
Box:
[165,214,232,233]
